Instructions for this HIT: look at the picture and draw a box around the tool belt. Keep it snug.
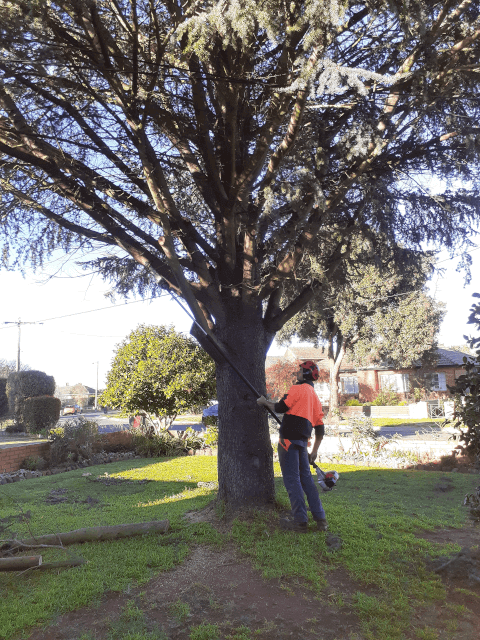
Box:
[279,437,292,451]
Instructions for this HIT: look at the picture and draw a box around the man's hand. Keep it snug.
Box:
[257,395,268,406]
[308,450,318,465]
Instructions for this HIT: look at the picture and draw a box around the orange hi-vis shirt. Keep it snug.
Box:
[275,381,324,441]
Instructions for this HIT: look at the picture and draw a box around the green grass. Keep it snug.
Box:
[369,418,444,428]
[0,456,477,640]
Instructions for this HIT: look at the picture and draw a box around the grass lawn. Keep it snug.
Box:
[335,417,446,429]
[0,456,478,640]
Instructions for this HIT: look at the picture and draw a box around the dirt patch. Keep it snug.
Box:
[416,523,479,548]
[22,518,480,640]
[26,544,361,640]
[44,488,100,507]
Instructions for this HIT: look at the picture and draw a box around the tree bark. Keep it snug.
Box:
[0,556,42,571]
[214,305,275,512]
[328,340,347,417]
[16,520,169,547]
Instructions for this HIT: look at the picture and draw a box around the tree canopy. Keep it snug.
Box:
[1,0,480,510]
[277,240,445,407]
[100,324,216,427]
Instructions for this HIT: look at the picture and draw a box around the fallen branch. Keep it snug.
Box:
[0,556,42,571]
[2,520,170,551]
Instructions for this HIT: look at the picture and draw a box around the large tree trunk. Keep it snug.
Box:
[328,341,347,417]
[213,305,275,512]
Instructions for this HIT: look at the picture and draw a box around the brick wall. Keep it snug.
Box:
[0,431,134,473]
[98,431,133,449]
[370,405,410,418]
[338,406,365,418]
[0,442,51,473]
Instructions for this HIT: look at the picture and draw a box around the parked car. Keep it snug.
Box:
[62,406,77,416]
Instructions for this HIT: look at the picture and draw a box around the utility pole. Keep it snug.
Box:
[3,318,43,371]
[92,361,99,409]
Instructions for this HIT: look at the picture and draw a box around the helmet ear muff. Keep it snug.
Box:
[300,360,319,381]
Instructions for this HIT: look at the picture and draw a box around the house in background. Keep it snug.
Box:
[266,346,473,405]
[55,383,97,410]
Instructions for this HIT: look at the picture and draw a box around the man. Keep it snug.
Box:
[257,360,327,533]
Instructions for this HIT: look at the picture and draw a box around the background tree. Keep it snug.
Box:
[447,294,480,458]
[278,242,445,411]
[265,360,298,401]
[442,344,475,355]
[1,1,480,511]
[100,324,216,428]
[0,359,31,377]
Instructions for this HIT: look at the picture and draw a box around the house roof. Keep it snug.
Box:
[270,346,474,372]
[56,383,96,396]
[265,355,285,369]
[435,348,474,367]
[283,345,359,370]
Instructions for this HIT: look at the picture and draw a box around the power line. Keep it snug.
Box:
[34,293,166,323]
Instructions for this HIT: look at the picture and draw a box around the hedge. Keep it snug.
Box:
[22,395,61,433]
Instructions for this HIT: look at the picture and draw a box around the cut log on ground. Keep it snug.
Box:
[0,556,42,571]
[13,520,170,548]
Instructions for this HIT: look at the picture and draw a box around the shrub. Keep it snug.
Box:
[372,387,400,406]
[48,418,101,466]
[345,399,362,406]
[181,427,204,451]
[202,415,217,428]
[6,370,55,422]
[445,296,480,458]
[0,378,8,418]
[131,430,186,457]
[203,426,219,447]
[5,421,26,433]
[22,395,61,433]
[21,455,47,471]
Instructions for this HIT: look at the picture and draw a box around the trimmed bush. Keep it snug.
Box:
[6,370,56,421]
[345,398,362,406]
[22,395,61,433]
[0,378,8,418]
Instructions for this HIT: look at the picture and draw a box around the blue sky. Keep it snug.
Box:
[0,247,478,390]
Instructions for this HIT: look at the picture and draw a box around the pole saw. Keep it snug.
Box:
[165,289,339,491]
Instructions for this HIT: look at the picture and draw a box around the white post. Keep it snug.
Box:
[93,361,99,409]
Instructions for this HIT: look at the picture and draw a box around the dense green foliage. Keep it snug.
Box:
[22,395,61,434]
[100,325,216,428]
[6,370,56,427]
[447,294,480,457]
[0,378,7,418]
[278,240,444,408]
[131,426,204,457]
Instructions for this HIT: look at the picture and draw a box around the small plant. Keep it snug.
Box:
[181,427,204,451]
[203,425,219,447]
[169,599,190,623]
[48,417,101,466]
[345,399,362,406]
[189,622,220,640]
[372,386,400,406]
[21,455,46,471]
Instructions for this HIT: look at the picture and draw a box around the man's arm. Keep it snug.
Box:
[309,425,325,464]
[257,395,288,414]
[256,395,276,412]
